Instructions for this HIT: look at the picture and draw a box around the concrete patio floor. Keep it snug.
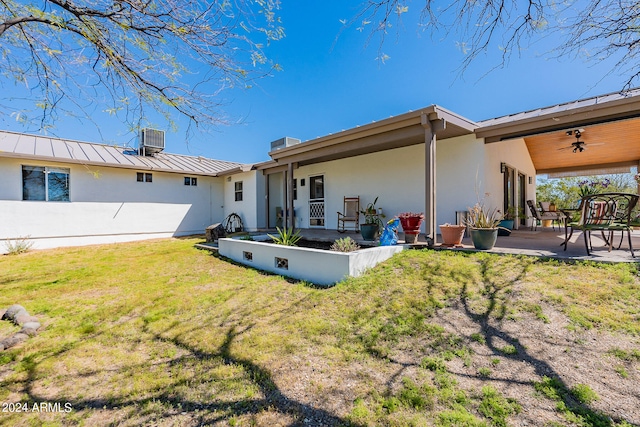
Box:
[294,226,640,263]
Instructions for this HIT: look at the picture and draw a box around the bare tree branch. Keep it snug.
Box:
[350,0,640,89]
[0,0,284,137]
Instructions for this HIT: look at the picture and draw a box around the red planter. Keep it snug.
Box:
[399,214,424,244]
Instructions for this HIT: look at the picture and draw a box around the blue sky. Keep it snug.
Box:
[0,2,631,164]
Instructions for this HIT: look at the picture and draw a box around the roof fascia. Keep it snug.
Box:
[0,150,228,177]
[268,105,476,162]
[476,94,640,143]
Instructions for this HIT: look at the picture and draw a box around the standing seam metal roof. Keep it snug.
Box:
[0,131,246,176]
[476,89,640,128]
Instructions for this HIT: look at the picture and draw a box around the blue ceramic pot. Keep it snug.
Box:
[470,228,498,250]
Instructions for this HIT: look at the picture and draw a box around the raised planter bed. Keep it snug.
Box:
[218,238,407,286]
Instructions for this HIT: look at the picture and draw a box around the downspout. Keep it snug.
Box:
[422,112,446,246]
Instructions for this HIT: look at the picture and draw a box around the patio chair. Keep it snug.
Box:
[337,196,360,232]
[562,192,639,257]
[527,200,562,231]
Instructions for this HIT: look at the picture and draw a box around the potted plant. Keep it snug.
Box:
[439,223,466,247]
[464,203,503,250]
[398,212,425,244]
[498,206,525,236]
[360,197,385,241]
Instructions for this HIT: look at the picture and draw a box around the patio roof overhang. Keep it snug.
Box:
[475,89,640,175]
[266,105,477,167]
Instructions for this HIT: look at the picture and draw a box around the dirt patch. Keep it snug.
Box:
[263,290,640,426]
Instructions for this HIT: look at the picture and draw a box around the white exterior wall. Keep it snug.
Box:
[0,157,224,252]
[436,134,487,225]
[293,145,426,231]
[288,134,537,233]
[483,138,537,226]
[223,170,265,231]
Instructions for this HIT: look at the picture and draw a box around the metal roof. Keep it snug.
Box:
[477,88,640,130]
[0,131,245,176]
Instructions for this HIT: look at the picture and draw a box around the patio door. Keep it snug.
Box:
[503,165,516,217]
[309,175,325,228]
[518,173,527,226]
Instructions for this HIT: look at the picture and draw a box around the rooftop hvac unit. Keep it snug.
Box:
[139,128,165,156]
[270,137,301,151]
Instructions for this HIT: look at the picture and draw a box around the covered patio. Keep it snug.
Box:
[296,227,640,263]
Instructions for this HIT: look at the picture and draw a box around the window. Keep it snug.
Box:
[293,179,297,201]
[184,177,198,186]
[235,181,243,201]
[22,166,70,201]
[310,175,324,200]
[137,172,152,182]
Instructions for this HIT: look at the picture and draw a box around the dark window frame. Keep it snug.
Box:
[234,181,243,201]
[137,172,153,183]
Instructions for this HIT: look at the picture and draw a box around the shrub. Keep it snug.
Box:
[330,237,360,252]
[4,236,34,255]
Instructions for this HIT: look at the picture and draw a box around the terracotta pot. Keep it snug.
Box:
[439,224,466,246]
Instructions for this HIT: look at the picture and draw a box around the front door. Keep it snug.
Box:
[309,175,325,228]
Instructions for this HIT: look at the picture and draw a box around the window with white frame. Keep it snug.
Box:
[234,181,243,201]
[184,177,198,186]
[22,166,70,201]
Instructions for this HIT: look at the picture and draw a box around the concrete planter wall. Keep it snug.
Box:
[218,238,406,286]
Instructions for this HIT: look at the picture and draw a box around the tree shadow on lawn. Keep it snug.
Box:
[2,300,358,426]
[457,256,631,427]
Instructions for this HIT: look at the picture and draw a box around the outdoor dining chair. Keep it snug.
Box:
[562,192,639,257]
[526,200,563,231]
[337,196,360,232]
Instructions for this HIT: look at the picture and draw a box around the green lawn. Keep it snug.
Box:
[0,238,639,426]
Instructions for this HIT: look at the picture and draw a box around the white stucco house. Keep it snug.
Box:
[2,89,640,253]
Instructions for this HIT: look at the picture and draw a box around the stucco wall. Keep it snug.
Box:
[284,134,536,233]
[0,157,224,252]
[484,138,537,227]
[293,145,426,231]
[223,170,265,231]
[435,134,487,226]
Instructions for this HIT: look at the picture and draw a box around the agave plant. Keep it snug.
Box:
[268,227,302,246]
[464,203,503,229]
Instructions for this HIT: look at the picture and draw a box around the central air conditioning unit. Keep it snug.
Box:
[139,128,165,156]
[270,137,301,151]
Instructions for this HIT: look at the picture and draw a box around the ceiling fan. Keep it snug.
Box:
[560,129,604,153]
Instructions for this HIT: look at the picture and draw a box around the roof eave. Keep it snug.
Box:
[268,106,477,164]
[476,92,640,142]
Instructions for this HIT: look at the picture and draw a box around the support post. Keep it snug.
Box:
[422,114,446,246]
[287,162,295,230]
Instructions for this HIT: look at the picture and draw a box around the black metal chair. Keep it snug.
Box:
[526,200,563,231]
[562,192,639,257]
